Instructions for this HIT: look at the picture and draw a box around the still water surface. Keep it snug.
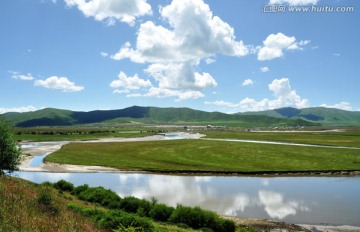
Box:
[16,172,360,226]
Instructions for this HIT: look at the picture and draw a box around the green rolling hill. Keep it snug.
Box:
[0,106,320,127]
[240,107,360,126]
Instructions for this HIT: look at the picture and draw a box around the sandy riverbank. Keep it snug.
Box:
[226,216,360,232]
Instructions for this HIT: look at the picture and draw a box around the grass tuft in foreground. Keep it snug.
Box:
[0,175,101,231]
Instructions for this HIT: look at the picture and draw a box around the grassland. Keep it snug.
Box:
[203,130,360,147]
[46,139,360,174]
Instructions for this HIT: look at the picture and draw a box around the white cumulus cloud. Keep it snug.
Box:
[145,62,217,91]
[320,102,352,111]
[146,87,204,102]
[137,87,204,102]
[258,33,309,61]
[34,76,84,92]
[205,78,308,111]
[110,71,152,94]
[64,0,152,26]
[0,105,37,114]
[269,0,318,6]
[112,0,248,63]
[242,79,254,86]
[111,0,248,101]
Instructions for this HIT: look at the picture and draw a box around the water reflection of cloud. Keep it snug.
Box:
[261,179,270,186]
[118,176,215,207]
[223,194,250,216]
[195,176,213,182]
[114,175,310,221]
[258,190,309,219]
[118,174,142,184]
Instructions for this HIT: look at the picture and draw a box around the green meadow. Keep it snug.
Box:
[46,139,360,174]
[203,130,360,147]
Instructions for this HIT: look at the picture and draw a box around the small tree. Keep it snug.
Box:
[0,118,22,175]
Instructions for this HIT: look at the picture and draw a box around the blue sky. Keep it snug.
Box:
[1,0,359,114]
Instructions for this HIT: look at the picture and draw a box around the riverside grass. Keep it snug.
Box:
[204,130,360,148]
[46,139,360,174]
[0,175,101,232]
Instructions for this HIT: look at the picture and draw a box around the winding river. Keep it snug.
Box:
[16,134,360,227]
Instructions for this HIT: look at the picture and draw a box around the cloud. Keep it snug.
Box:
[100,51,109,57]
[110,71,152,93]
[269,0,318,6]
[9,71,35,81]
[111,0,248,101]
[113,89,130,94]
[112,0,248,63]
[205,78,308,111]
[204,100,239,108]
[108,70,205,101]
[320,102,352,111]
[242,79,254,86]
[34,76,84,92]
[145,87,204,102]
[205,58,215,64]
[260,67,270,73]
[0,105,37,114]
[64,0,152,26]
[145,62,217,91]
[258,33,309,61]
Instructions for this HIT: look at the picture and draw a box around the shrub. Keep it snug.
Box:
[67,203,104,221]
[37,189,59,216]
[54,179,74,192]
[99,210,154,231]
[72,184,89,195]
[218,219,236,232]
[149,203,174,222]
[169,205,235,232]
[40,181,53,187]
[37,191,52,206]
[114,225,147,232]
[120,196,151,217]
[77,186,121,208]
[68,203,153,231]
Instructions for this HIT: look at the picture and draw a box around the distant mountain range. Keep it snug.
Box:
[240,107,360,126]
[1,106,359,127]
